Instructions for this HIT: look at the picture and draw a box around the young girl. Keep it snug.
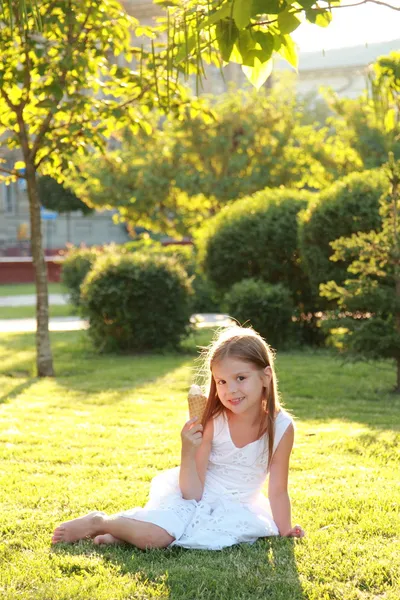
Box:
[52,326,304,549]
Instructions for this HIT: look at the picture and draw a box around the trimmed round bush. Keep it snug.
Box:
[298,169,389,298]
[123,240,220,312]
[196,188,313,309]
[61,247,102,307]
[123,240,195,274]
[224,279,294,349]
[81,253,192,352]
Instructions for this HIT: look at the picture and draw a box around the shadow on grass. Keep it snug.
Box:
[52,536,305,600]
[0,331,198,401]
[0,377,37,405]
[1,331,400,430]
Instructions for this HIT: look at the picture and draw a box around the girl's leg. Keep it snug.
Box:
[51,512,174,549]
[98,516,175,549]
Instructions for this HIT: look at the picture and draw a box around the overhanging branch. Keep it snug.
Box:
[0,165,26,179]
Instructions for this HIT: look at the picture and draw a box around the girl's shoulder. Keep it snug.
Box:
[274,408,294,427]
[211,411,227,438]
[273,409,294,453]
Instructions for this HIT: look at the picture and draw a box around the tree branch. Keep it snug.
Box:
[74,1,96,44]
[256,0,399,28]
[29,3,80,163]
[29,110,56,163]
[0,165,26,179]
[327,0,399,10]
[0,88,17,112]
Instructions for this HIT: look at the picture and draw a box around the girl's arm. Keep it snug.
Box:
[179,418,213,501]
[268,424,304,537]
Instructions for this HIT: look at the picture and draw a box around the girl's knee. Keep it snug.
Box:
[141,525,175,550]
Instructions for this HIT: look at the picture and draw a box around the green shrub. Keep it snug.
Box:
[123,239,194,272]
[223,279,294,349]
[196,188,313,309]
[61,247,102,307]
[190,273,220,313]
[123,240,220,313]
[298,169,389,299]
[81,253,192,352]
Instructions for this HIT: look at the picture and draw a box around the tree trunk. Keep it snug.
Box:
[26,159,54,377]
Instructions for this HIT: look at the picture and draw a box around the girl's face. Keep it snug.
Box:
[212,357,271,419]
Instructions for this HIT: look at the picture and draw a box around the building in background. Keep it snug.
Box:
[275,38,400,99]
[0,166,129,257]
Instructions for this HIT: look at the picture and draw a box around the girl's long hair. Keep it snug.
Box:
[199,326,282,470]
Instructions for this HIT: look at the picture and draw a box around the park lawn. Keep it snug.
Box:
[0,282,65,296]
[0,304,76,319]
[0,331,399,600]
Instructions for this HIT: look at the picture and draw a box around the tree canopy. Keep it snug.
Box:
[319,55,400,390]
[0,0,187,376]
[325,51,400,170]
[70,82,361,236]
[4,1,400,89]
[38,176,93,215]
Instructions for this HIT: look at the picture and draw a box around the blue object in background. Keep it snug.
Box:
[40,206,57,220]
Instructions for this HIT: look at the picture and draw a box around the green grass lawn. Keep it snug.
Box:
[0,282,65,296]
[0,304,76,319]
[0,283,75,319]
[0,331,399,599]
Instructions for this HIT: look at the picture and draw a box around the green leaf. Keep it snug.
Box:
[251,0,287,16]
[254,31,274,59]
[273,34,282,51]
[278,9,301,35]
[306,8,333,28]
[154,0,180,6]
[238,30,274,66]
[216,19,239,63]
[234,30,258,65]
[297,0,315,8]
[229,43,244,64]
[135,25,155,37]
[384,108,396,133]
[47,83,64,101]
[278,34,298,70]
[315,10,332,28]
[175,35,196,62]
[242,57,272,89]
[140,120,153,135]
[36,98,56,109]
[234,30,266,67]
[233,0,252,29]
[204,3,232,26]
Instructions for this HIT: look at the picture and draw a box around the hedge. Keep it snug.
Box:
[81,252,192,352]
[224,279,294,349]
[298,169,389,299]
[196,187,313,309]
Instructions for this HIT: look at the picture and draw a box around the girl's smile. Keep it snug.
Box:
[229,396,245,406]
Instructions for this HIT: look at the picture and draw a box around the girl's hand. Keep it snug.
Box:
[181,417,203,455]
[285,525,305,538]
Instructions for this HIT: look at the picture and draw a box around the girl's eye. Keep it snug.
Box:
[237,376,245,381]
[216,380,225,385]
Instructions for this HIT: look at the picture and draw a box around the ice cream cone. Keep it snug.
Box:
[188,384,207,420]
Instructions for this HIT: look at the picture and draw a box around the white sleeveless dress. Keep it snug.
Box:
[118,410,293,550]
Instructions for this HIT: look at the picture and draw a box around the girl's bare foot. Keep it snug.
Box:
[93,533,121,545]
[51,511,105,544]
